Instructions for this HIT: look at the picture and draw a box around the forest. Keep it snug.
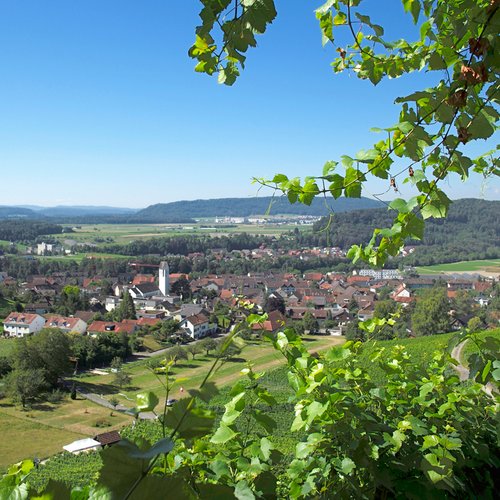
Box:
[0,220,67,242]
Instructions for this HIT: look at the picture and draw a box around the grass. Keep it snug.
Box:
[0,397,132,471]
[0,411,82,471]
[72,335,344,411]
[416,259,500,275]
[50,221,306,248]
[0,338,16,357]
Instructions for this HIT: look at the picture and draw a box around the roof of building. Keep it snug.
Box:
[44,315,85,330]
[63,438,102,453]
[4,312,44,325]
[88,320,136,334]
[94,430,121,446]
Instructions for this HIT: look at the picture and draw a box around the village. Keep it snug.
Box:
[1,256,497,344]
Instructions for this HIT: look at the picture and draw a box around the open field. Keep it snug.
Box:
[416,259,500,276]
[72,335,344,412]
[51,221,307,247]
[35,252,131,263]
[0,399,131,470]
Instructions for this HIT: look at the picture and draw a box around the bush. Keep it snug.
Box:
[45,389,66,404]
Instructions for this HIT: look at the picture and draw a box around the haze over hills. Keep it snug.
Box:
[0,197,383,222]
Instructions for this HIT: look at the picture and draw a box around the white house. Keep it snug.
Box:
[105,296,121,312]
[3,313,46,337]
[180,313,216,340]
[44,314,87,334]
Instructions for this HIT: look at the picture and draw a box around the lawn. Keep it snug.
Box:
[0,397,132,471]
[416,259,500,275]
[72,335,344,411]
[0,411,82,471]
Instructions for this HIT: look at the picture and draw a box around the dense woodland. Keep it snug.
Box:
[0,220,67,242]
[303,199,500,264]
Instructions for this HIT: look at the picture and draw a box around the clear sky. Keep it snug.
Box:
[0,0,498,208]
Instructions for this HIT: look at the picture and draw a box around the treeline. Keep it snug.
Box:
[0,256,130,281]
[0,220,67,242]
[307,199,500,265]
[96,233,278,256]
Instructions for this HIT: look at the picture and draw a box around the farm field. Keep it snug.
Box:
[416,259,500,275]
[72,335,344,412]
[52,221,306,247]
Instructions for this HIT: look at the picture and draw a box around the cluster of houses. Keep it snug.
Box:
[1,258,497,342]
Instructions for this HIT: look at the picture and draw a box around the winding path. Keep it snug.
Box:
[451,339,494,397]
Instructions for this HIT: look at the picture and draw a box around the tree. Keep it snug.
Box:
[199,337,218,356]
[264,295,286,314]
[167,345,188,365]
[110,357,123,371]
[171,277,191,299]
[191,0,498,266]
[116,292,136,321]
[113,371,131,389]
[7,368,47,409]
[12,329,72,388]
[302,311,319,334]
[186,343,202,360]
[412,286,451,336]
[153,319,181,343]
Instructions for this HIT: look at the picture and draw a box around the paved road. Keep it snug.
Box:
[451,339,494,397]
[75,387,156,420]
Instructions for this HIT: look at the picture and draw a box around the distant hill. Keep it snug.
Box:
[135,196,384,221]
[36,206,138,217]
[0,207,42,219]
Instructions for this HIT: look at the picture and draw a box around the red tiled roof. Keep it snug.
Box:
[44,314,83,330]
[88,321,136,334]
[4,312,43,325]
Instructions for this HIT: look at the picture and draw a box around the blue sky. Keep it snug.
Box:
[0,0,498,207]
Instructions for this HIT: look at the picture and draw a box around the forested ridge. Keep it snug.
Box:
[135,196,383,219]
[304,199,500,264]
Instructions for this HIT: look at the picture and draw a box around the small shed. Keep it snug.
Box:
[63,438,102,454]
[94,430,121,447]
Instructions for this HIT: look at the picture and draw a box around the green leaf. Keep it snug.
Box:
[135,392,159,412]
[234,480,255,500]
[340,457,356,474]
[422,435,440,450]
[210,422,238,444]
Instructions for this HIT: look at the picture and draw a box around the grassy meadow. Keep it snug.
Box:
[0,399,131,470]
[416,259,500,275]
[52,221,305,247]
[71,335,344,412]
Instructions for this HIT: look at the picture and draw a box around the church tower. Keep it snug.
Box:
[159,261,170,296]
